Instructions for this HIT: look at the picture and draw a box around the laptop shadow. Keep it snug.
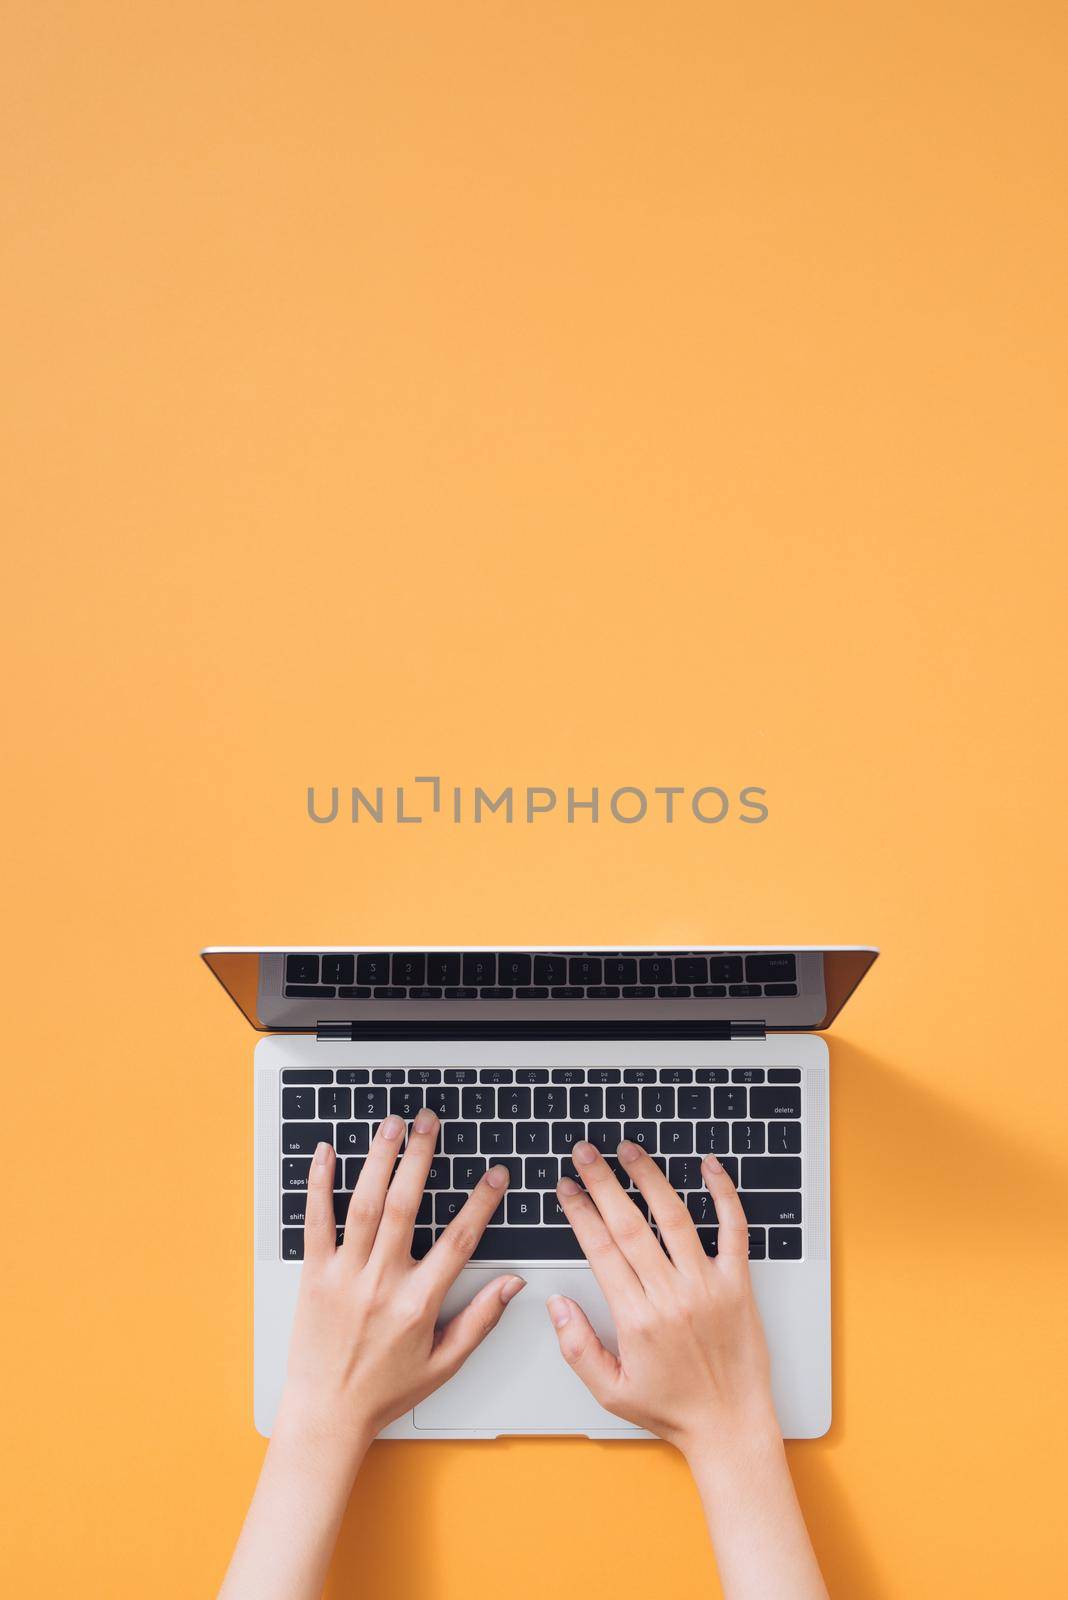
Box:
[326,1040,1059,1600]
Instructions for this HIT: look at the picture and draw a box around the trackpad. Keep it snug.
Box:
[414,1268,642,1435]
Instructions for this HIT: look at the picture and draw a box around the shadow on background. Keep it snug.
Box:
[327,1040,1065,1600]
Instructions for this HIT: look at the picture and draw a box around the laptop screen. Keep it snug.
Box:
[201,946,877,1035]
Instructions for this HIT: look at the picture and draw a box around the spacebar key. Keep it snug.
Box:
[470,1228,584,1260]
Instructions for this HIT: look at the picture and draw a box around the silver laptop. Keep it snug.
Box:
[203,945,877,1440]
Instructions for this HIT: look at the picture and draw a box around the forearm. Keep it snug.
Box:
[218,1408,370,1600]
[684,1426,828,1600]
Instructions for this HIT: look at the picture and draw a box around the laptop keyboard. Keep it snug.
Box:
[282,950,799,1001]
[278,1065,804,1265]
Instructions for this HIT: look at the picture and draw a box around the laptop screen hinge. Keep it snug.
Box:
[729,1020,766,1041]
[317,1018,768,1043]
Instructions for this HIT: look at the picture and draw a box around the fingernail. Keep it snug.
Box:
[413,1108,437,1133]
[500,1276,526,1304]
[573,1140,597,1167]
[703,1153,723,1173]
[314,1141,333,1166]
[558,1176,581,1196]
[618,1140,641,1166]
[547,1295,572,1329]
[486,1164,509,1189]
[381,1115,403,1139]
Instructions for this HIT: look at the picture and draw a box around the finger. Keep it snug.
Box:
[615,1140,707,1277]
[431,1274,527,1377]
[341,1113,405,1264]
[554,1175,645,1314]
[701,1153,751,1266]
[571,1141,677,1287]
[546,1294,621,1407]
[304,1141,338,1264]
[369,1107,440,1263]
[417,1164,511,1299]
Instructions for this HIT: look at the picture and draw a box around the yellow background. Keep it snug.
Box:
[3,2,1066,1595]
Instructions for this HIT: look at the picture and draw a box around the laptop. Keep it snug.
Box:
[202,945,877,1440]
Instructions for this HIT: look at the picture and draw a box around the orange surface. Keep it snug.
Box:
[3,3,1066,1595]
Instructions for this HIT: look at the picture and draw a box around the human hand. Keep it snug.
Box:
[547,1141,778,1460]
[276,1110,525,1464]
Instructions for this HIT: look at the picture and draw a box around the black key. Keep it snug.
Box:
[764,983,798,996]
[356,953,390,984]
[443,1122,478,1154]
[741,1192,803,1225]
[570,1085,603,1119]
[745,953,796,983]
[333,1190,353,1225]
[707,957,743,982]
[335,1122,370,1155]
[425,1158,451,1189]
[569,955,602,985]
[687,1190,718,1226]
[515,1122,549,1154]
[481,987,514,999]
[696,1068,728,1084]
[463,1087,495,1119]
[675,957,707,983]
[659,1068,694,1084]
[407,1068,442,1085]
[494,1157,523,1188]
[480,1068,514,1084]
[354,1088,387,1119]
[695,1226,718,1257]
[550,987,583,998]
[623,1068,656,1083]
[516,987,550,998]
[392,953,426,986]
[426,953,462,985]
[534,1087,568,1119]
[337,985,373,999]
[321,954,355,984]
[606,1087,639,1118]
[768,1121,802,1154]
[282,1087,316,1118]
[768,1227,802,1259]
[720,1155,740,1185]
[533,955,568,984]
[551,1122,584,1153]
[622,1121,657,1150]
[666,1156,701,1190]
[622,985,656,997]
[345,1157,365,1187]
[587,1121,622,1151]
[282,1193,307,1225]
[389,1085,424,1120]
[409,987,443,999]
[732,1068,765,1084]
[693,985,728,997]
[551,1068,586,1084]
[769,1068,802,1084]
[729,984,762,998]
[318,1086,352,1120]
[282,1069,333,1085]
[696,1122,730,1155]
[285,984,336,998]
[587,986,620,998]
[525,1156,559,1188]
[372,1069,405,1084]
[282,1158,312,1189]
[714,1086,747,1119]
[660,1122,693,1154]
[424,1086,459,1119]
[732,1122,765,1154]
[480,1122,513,1154]
[453,1157,486,1188]
[463,953,496,986]
[588,1068,621,1084]
[335,1228,346,1247]
[498,953,532,985]
[285,953,320,984]
[281,1229,305,1260]
[471,1228,584,1260]
[677,1086,711,1118]
[499,1086,531,1119]
[281,1121,333,1155]
[372,987,407,998]
[506,1191,541,1224]
[742,1156,802,1189]
[748,1227,767,1260]
[335,1069,370,1085]
[444,1068,478,1083]
[641,1086,675,1118]
[657,984,691,998]
[639,956,673,983]
[443,987,478,998]
[751,1087,802,1119]
[516,1068,550,1083]
[604,957,638,983]
[543,1193,567,1223]
[411,1228,434,1260]
[435,1192,467,1224]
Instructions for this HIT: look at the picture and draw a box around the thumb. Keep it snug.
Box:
[547,1295,620,1404]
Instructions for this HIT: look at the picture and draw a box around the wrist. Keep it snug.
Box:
[676,1404,784,1482]
[271,1388,375,1483]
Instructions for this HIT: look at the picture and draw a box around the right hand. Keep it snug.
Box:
[547,1140,779,1456]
